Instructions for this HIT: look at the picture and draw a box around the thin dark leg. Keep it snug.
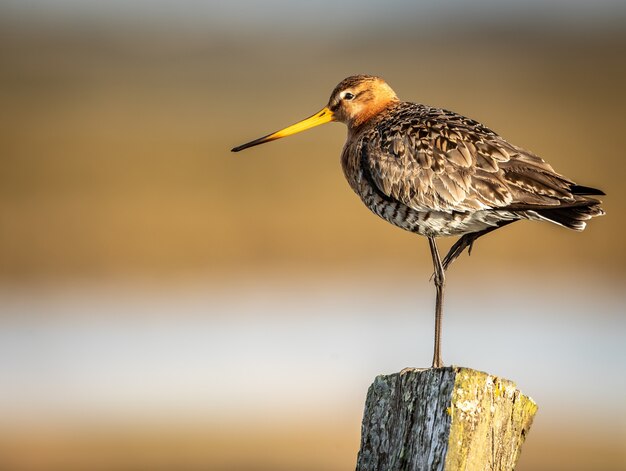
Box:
[428,236,445,368]
[441,221,516,272]
[441,233,481,272]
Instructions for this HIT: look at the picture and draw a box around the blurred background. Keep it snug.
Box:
[0,0,625,469]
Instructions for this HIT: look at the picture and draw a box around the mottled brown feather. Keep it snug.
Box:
[354,102,593,214]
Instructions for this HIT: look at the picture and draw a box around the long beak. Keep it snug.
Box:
[231,107,335,152]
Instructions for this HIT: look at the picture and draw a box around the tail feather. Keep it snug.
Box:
[570,185,605,196]
[533,200,604,231]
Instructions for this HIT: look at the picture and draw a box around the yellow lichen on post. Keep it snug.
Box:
[444,367,538,471]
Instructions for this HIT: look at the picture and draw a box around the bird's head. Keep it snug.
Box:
[231,75,398,152]
[327,75,399,127]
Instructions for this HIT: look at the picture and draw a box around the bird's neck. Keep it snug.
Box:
[349,98,399,132]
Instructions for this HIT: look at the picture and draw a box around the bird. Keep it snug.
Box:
[231,75,605,368]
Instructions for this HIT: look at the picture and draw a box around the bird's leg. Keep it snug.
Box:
[441,233,478,272]
[428,230,487,282]
[441,221,516,272]
[428,236,445,368]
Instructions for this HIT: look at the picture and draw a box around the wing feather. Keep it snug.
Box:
[362,103,580,213]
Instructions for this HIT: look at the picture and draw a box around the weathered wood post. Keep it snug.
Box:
[356,367,537,471]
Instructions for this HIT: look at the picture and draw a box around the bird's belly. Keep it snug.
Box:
[359,186,517,237]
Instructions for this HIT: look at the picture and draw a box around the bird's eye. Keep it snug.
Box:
[343,92,355,100]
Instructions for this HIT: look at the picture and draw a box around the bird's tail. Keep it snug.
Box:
[533,185,605,231]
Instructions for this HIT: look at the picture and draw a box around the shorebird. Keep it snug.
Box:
[232,75,605,368]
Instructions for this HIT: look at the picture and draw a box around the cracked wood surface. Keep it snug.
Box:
[356,367,537,471]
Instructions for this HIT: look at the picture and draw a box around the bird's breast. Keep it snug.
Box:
[340,139,429,233]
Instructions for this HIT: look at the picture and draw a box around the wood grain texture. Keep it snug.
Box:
[356,367,537,471]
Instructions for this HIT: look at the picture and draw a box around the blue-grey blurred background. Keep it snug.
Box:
[0,1,624,470]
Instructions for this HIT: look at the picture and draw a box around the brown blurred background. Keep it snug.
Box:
[0,1,625,470]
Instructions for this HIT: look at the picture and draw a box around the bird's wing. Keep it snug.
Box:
[362,105,578,213]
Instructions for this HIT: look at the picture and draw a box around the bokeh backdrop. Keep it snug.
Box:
[0,1,625,470]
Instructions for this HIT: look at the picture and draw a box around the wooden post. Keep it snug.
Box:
[356,366,537,471]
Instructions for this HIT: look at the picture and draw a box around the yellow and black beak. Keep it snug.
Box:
[231,107,335,152]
